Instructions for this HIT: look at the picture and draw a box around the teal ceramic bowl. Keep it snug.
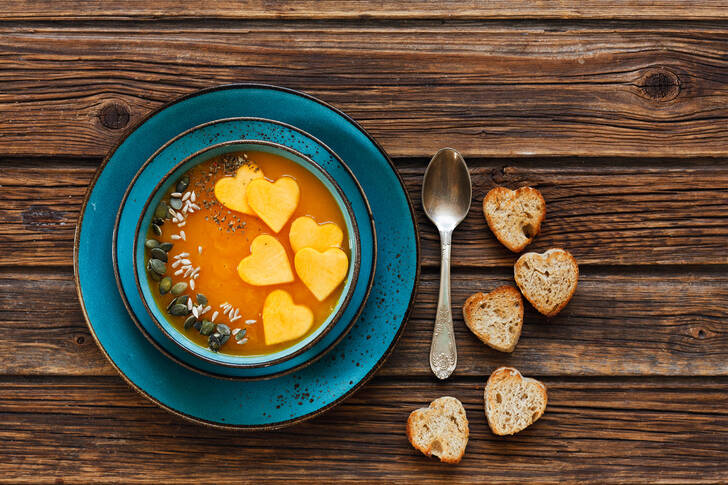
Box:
[133,140,361,368]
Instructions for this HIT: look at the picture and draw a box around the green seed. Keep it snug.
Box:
[216,324,231,337]
[145,239,160,249]
[200,320,215,336]
[150,247,168,262]
[159,277,172,294]
[218,333,230,346]
[152,224,162,236]
[176,294,189,305]
[176,176,190,193]
[148,269,162,281]
[159,242,173,252]
[169,197,183,210]
[169,304,188,316]
[154,202,169,219]
[235,328,247,342]
[193,319,202,331]
[208,335,221,352]
[183,315,196,330]
[196,293,208,306]
[152,217,165,226]
[171,282,188,295]
[166,297,178,311]
[148,258,166,275]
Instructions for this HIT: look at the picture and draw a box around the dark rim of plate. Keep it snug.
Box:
[74,83,421,431]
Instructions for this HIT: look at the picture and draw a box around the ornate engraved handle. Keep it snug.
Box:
[429,230,457,380]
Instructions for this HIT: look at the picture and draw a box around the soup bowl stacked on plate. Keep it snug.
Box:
[78,85,418,429]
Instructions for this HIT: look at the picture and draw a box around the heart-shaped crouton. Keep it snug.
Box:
[483,186,546,252]
[213,161,264,215]
[514,248,578,317]
[294,247,348,301]
[484,367,547,436]
[262,289,314,346]
[289,216,344,253]
[407,396,469,464]
[463,286,523,353]
[237,235,294,286]
[247,177,300,233]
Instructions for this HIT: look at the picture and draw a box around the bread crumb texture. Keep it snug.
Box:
[483,186,545,252]
[463,286,523,353]
[485,367,548,436]
[514,248,578,317]
[407,396,469,464]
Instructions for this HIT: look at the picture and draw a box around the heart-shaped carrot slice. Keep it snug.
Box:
[294,247,349,301]
[289,216,344,253]
[213,162,264,215]
[262,289,314,346]
[246,177,300,233]
[237,234,294,286]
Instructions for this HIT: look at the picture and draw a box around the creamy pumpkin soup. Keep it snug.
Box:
[143,150,350,356]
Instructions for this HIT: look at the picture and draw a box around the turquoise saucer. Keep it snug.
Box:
[76,84,419,429]
[116,122,374,378]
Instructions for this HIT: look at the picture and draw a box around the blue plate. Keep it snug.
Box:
[75,84,419,429]
[116,122,375,378]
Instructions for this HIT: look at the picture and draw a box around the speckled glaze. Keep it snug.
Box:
[115,118,376,380]
[75,84,419,430]
[133,140,361,368]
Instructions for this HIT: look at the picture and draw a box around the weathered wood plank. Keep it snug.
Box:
[2,23,728,157]
[3,0,728,20]
[3,267,726,377]
[2,160,726,267]
[1,376,726,483]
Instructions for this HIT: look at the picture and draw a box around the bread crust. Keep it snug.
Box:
[484,367,548,436]
[483,186,546,252]
[462,286,524,352]
[514,248,579,317]
[406,397,469,464]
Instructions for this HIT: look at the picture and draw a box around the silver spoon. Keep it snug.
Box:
[422,148,472,380]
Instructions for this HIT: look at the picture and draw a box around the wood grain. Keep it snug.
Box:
[2,159,727,267]
[1,376,726,483]
[2,23,728,157]
[3,267,726,377]
[3,0,728,20]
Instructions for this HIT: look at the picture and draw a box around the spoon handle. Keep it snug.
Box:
[429,230,457,380]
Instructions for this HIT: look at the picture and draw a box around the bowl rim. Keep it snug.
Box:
[110,115,378,382]
[132,138,362,369]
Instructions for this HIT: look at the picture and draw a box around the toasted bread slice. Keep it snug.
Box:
[463,286,523,353]
[483,186,546,253]
[484,367,547,436]
[514,248,578,317]
[407,396,469,464]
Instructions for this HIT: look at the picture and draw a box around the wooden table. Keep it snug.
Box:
[2,2,728,483]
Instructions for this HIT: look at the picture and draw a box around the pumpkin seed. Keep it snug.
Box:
[193,319,203,331]
[218,332,230,346]
[152,223,162,236]
[176,294,189,305]
[159,242,173,252]
[169,197,183,210]
[145,239,160,249]
[208,334,221,352]
[199,320,215,336]
[158,276,172,294]
[169,304,188,316]
[150,247,168,262]
[176,176,190,193]
[152,217,165,227]
[154,202,169,219]
[235,328,247,342]
[171,282,188,295]
[183,315,196,330]
[216,323,231,337]
[196,293,208,306]
[148,258,166,275]
[148,269,162,281]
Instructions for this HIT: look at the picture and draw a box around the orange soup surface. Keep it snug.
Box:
[145,150,350,356]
